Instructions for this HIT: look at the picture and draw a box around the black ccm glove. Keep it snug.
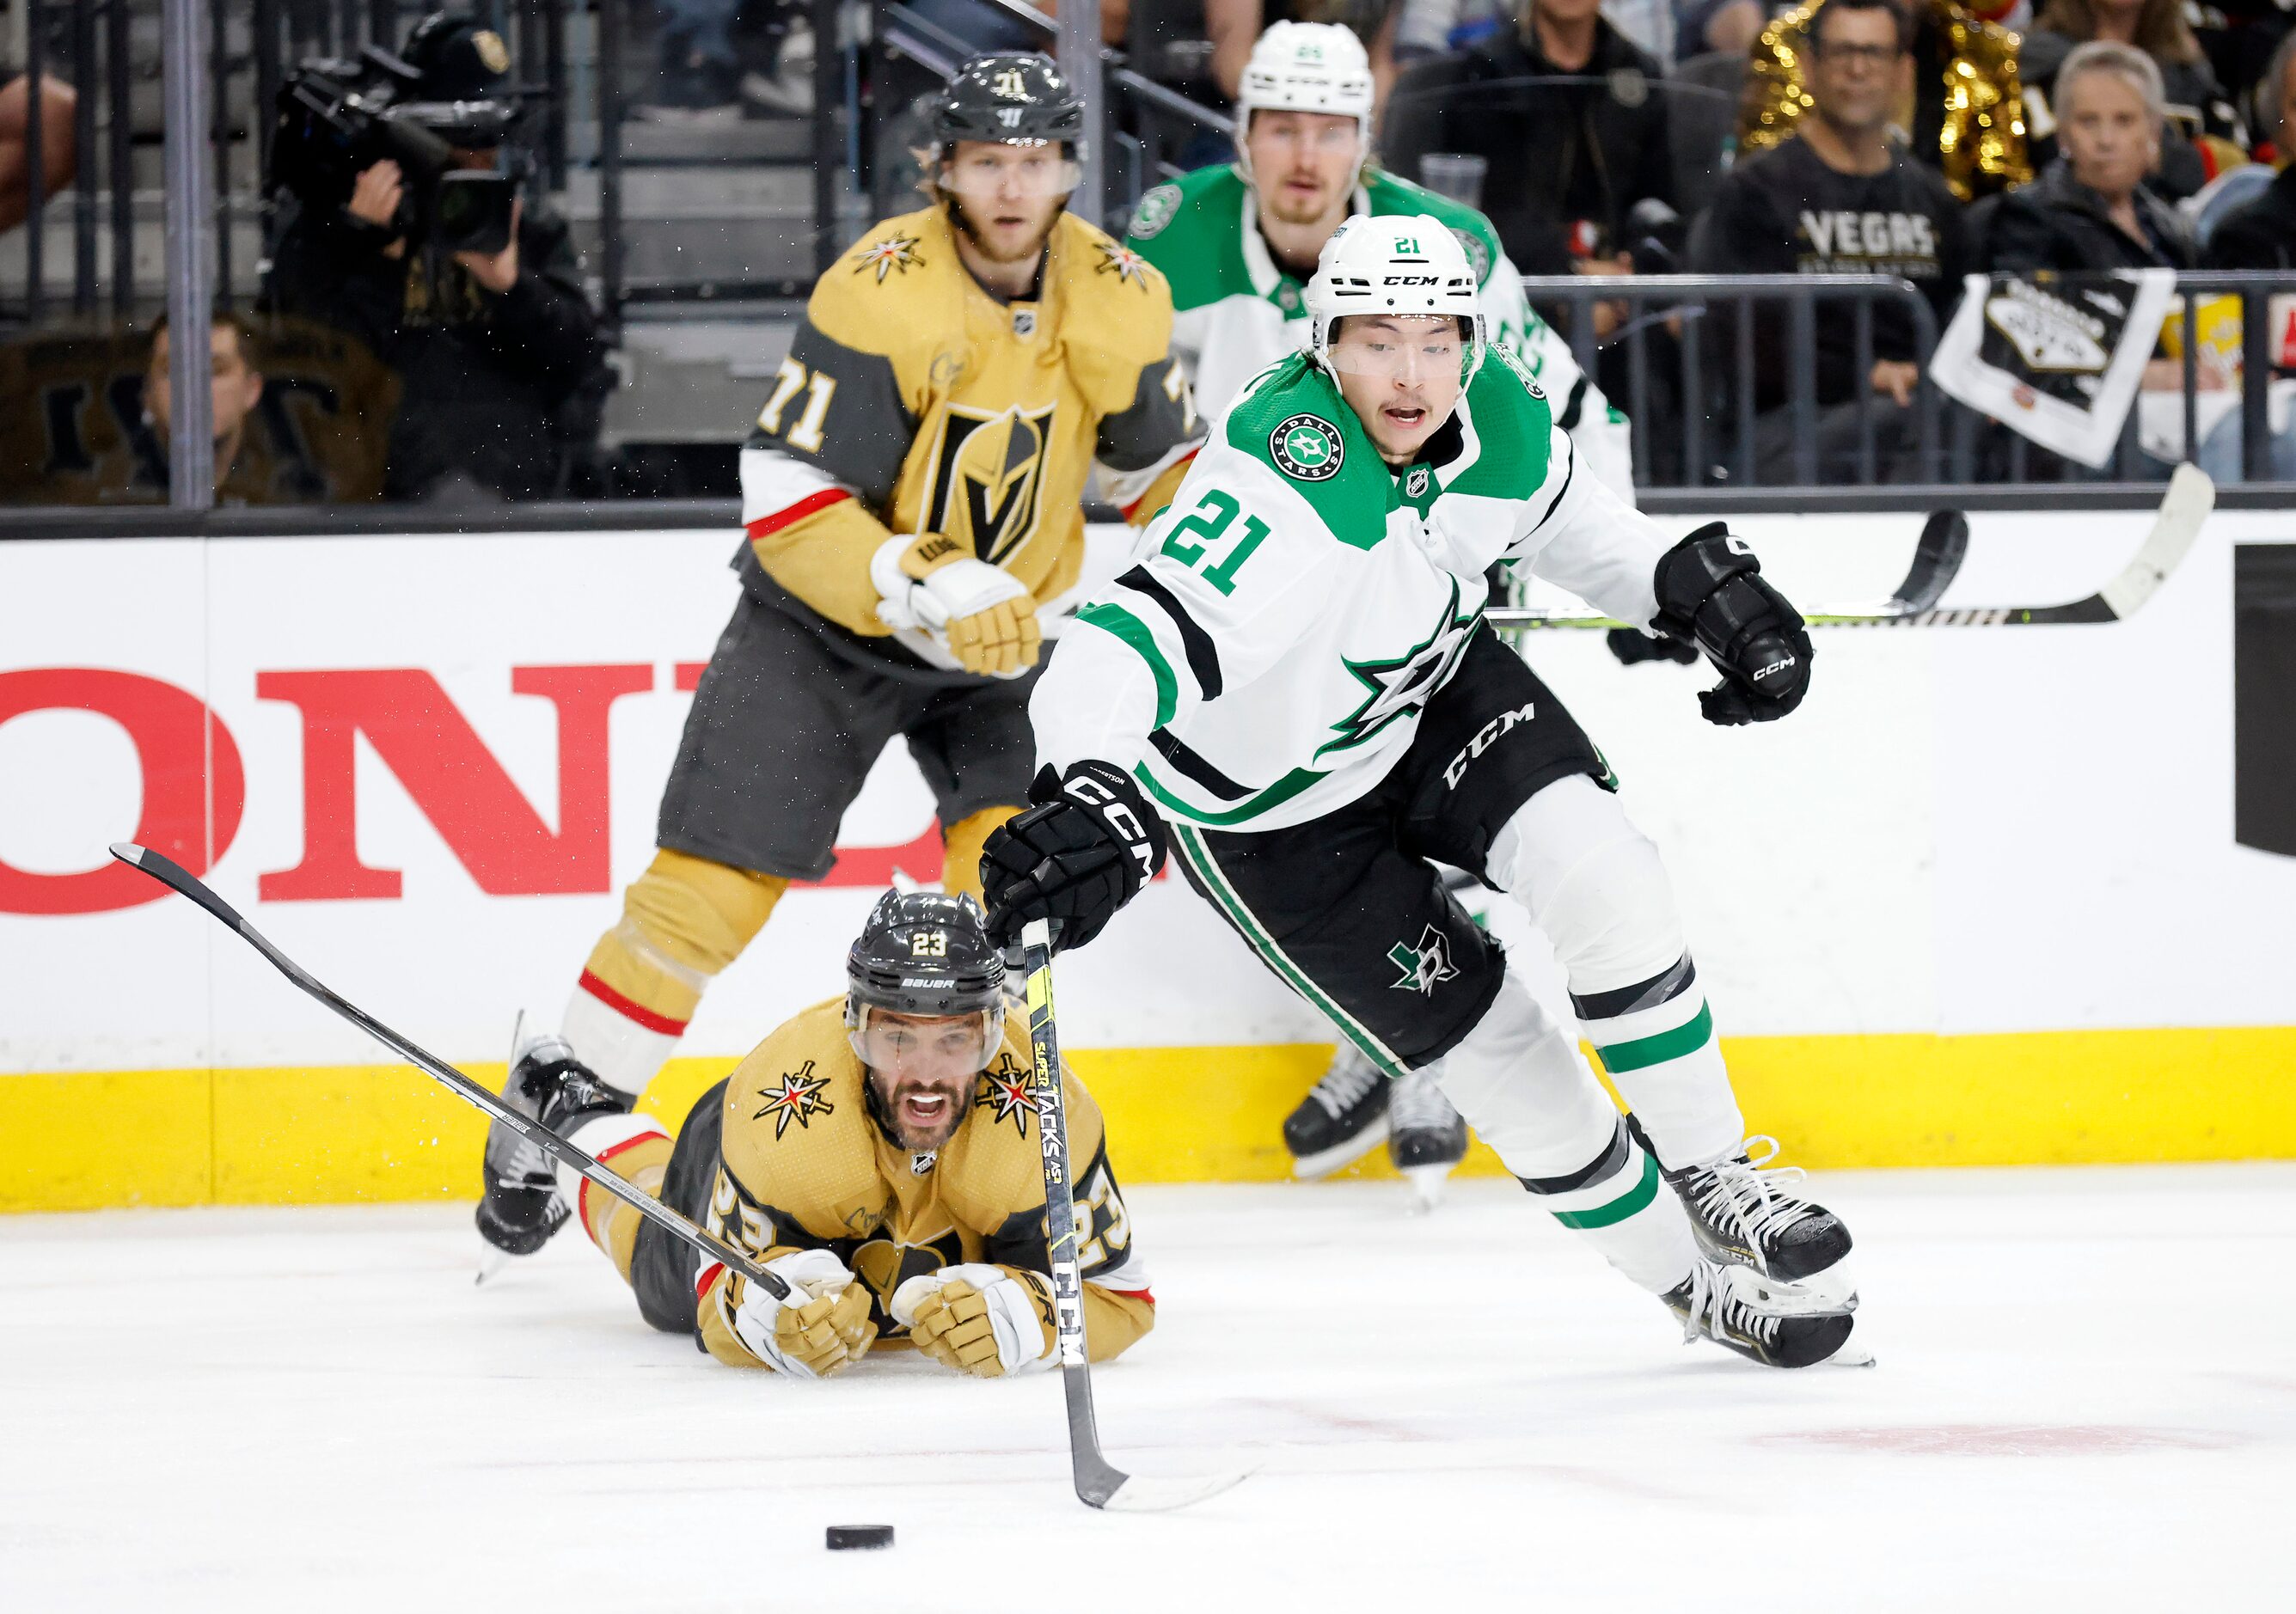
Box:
[980,761,1166,952]
[1651,524,1814,726]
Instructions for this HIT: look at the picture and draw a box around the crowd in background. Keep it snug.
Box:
[9,0,2296,501]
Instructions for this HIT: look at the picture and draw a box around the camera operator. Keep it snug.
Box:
[260,13,608,503]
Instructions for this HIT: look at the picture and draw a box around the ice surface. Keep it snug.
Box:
[3,1165,2288,1612]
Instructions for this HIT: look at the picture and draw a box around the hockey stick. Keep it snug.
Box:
[1487,466,2212,630]
[1488,504,1968,632]
[107,842,791,1302]
[1019,918,1251,1513]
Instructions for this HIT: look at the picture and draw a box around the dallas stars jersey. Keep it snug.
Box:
[738,204,1203,676]
[690,999,1154,1368]
[1124,164,1633,498]
[1030,352,1675,834]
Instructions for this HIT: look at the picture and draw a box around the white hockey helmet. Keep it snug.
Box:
[1237,21,1376,147]
[1306,214,1488,382]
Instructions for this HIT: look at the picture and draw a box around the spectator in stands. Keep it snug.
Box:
[1741,0,2030,203]
[138,312,271,504]
[0,64,75,235]
[261,15,609,503]
[2203,29,2296,269]
[1393,0,1509,61]
[2022,0,2241,198]
[1984,42,2197,273]
[1691,0,1973,480]
[1382,0,1675,280]
[1210,0,1399,106]
[2195,29,2296,479]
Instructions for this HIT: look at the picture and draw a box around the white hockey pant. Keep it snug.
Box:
[1485,773,1744,1171]
[1434,975,1696,1295]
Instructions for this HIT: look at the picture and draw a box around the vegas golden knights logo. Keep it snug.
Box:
[924,401,1056,566]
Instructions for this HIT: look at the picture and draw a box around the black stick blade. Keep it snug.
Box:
[111,841,253,933]
[1895,510,1969,613]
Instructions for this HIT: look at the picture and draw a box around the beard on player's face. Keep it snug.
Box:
[946,181,1063,266]
[868,1065,977,1152]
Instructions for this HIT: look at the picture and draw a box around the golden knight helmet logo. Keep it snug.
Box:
[925,401,1056,566]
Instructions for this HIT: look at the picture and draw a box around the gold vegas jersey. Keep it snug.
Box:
[690,1000,1154,1367]
[738,204,1203,676]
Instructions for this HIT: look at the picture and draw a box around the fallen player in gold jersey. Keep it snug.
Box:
[478,890,1154,1376]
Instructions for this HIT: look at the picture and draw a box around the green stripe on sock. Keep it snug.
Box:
[1551,1149,1660,1229]
[1595,1003,1713,1073]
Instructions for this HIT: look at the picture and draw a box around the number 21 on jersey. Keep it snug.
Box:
[1160,490,1270,596]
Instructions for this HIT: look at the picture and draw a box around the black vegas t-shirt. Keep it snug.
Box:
[1693,136,1972,409]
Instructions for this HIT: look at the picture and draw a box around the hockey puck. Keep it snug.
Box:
[826,1525,895,1551]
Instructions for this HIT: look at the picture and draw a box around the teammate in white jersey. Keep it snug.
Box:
[1126,21,1632,495]
[981,219,1862,1367]
[1128,19,1649,1194]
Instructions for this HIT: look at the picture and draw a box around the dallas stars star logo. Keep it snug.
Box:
[977,1054,1039,1138]
[1095,240,1150,288]
[753,1059,835,1140]
[853,233,923,283]
[1388,926,1460,995]
[1317,576,1480,757]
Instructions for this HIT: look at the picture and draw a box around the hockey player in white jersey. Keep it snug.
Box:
[1124,22,1632,497]
[1130,21,1656,1195]
[981,219,1861,1366]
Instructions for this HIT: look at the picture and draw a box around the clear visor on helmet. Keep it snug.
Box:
[848,1003,1002,1080]
[1322,315,1475,382]
[939,142,1082,200]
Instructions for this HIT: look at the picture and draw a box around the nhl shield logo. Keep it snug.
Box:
[1387,926,1460,995]
[1270,413,1344,481]
[1405,466,1430,498]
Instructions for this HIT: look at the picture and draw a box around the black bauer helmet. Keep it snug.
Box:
[846,890,1005,1022]
[932,52,1085,153]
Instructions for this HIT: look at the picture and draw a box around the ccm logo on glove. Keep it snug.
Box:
[1651,523,1815,728]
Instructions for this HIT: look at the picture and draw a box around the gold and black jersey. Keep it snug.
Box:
[689,999,1154,1368]
[736,204,1202,678]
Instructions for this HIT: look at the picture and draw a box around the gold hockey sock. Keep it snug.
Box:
[552,1115,674,1281]
[565,849,788,1095]
[940,805,1019,907]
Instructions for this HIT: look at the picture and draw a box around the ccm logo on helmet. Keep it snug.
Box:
[1383,275,1440,285]
[1064,775,1157,879]
[1443,700,1537,789]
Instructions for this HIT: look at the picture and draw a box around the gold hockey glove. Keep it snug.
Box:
[872,533,1043,677]
[728,1250,879,1377]
[890,1264,1056,1379]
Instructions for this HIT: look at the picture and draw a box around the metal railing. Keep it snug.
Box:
[1521,272,1945,488]
[1523,270,2296,491]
